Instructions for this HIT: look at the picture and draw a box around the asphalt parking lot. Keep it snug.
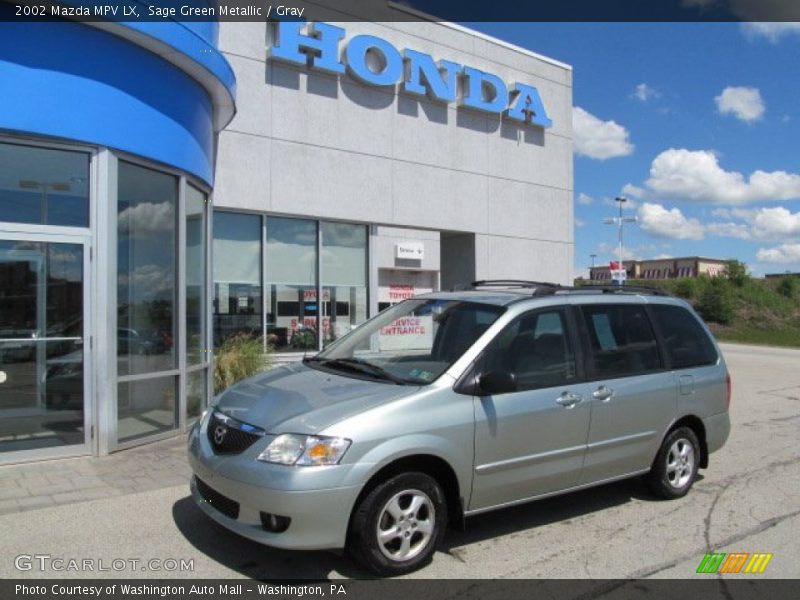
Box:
[1,342,798,580]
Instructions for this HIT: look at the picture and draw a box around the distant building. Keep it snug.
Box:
[590,257,730,281]
[765,272,800,279]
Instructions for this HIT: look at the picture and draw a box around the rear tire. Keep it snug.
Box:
[647,426,701,499]
[348,472,447,576]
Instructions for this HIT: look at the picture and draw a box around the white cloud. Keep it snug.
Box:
[708,206,800,241]
[632,83,660,102]
[715,86,765,122]
[597,242,638,261]
[118,202,174,235]
[572,107,634,160]
[653,253,674,260]
[575,218,586,228]
[576,192,594,205]
[645,148,800,204]
[756,243,800,264]
[741,22,800,43]
[638,202,706,240]
[621,183,646,199]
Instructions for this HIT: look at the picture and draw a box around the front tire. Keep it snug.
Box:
[348,472,447,576]
[647,426,701,499]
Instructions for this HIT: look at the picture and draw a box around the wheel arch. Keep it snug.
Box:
[347,453,465,538]
[668,415,709,468]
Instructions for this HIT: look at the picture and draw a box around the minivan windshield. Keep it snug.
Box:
[304,298,505,384]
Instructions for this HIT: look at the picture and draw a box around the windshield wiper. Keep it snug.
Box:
[303,356,409,385]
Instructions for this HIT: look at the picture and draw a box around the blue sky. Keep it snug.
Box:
[469,22,800,277]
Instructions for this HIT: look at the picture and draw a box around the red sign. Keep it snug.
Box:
[388,284,415,300]
[380,317,426,336]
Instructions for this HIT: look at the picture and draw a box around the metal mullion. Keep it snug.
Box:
[262,214,268,352]
[117,369,181,383]
[205,190,214,404]
[178,176,187,433]
[316,220,322,352]
[97,149,118,455]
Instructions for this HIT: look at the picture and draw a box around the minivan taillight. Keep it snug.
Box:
[725,372,732,409]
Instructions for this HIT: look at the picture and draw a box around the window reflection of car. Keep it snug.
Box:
[43,348,83,410]
[117,328,158,355]
[0,329,37,362]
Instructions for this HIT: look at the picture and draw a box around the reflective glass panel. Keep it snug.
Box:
[266,217,318,351]
[117,161,178,376]
[117,376,177,443]
[186,186,206,365]
[321,222,367,346]
[0,142,89,227]
[0,240,85,452]
[186,368,207,420]
[213,212,262,346]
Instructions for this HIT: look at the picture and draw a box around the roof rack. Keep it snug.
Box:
[467,280,671,297]
[471,280,564,295]
[566,284,669,296]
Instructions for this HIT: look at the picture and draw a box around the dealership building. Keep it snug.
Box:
[0,11,573,462]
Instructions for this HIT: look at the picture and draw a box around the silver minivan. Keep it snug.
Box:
[188,282,731,575]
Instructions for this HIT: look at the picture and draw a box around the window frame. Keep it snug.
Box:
[575,302,666,381]
[460,305,586,395]
[645,303,719,371]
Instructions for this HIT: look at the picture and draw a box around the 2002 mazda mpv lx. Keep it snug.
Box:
[188,281,731,575]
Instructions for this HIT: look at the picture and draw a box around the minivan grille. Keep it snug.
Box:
[196,477,240,520]
[207,411,263,455]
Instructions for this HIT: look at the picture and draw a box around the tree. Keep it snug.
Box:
[776,275,798,299]
[724,259,749,287]
[697,278,735,325]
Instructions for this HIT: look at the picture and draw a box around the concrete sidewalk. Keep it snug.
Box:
[0,436,190,515]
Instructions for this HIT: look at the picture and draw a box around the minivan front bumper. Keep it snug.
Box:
[187,423,363,551]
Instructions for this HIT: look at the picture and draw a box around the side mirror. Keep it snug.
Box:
[477,370,517,396]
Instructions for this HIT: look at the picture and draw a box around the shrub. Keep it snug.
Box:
[776,276,798,299]
[214,334,271,394]
[697,278,735,325]
[724,259,749,287]
[672,277,700,299]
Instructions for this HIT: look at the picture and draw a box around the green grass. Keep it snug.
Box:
[713,325,800,348]
[595,275,800,349]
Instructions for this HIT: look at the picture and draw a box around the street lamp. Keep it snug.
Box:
[603,196,637,286]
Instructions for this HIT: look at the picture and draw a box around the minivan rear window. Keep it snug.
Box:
[649,304,718,369]
[580,304,662,378]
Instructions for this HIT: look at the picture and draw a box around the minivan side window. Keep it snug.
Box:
[649,304,718,369]
[482,309,577,391]
[580,304,662,378]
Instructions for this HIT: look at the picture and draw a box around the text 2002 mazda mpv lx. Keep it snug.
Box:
[188,281,731,575]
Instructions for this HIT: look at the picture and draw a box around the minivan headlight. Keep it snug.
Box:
[257,434,351,466]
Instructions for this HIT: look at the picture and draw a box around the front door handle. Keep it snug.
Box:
[593,385,614,402]
[556,391,583,408]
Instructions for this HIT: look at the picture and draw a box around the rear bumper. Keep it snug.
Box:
[703,411,731,456]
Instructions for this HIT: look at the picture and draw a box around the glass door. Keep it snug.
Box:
[0,237,90,457]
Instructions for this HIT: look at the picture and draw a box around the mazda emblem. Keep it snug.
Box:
[213,425,227,445]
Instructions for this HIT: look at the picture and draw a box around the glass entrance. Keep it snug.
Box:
[0,238,89,455]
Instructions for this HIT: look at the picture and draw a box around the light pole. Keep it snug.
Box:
[603,196,637,286]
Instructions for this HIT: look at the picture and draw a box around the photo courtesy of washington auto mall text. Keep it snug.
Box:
[12,584,347,599]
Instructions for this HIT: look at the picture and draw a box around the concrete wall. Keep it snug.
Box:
[214,18,574,284]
